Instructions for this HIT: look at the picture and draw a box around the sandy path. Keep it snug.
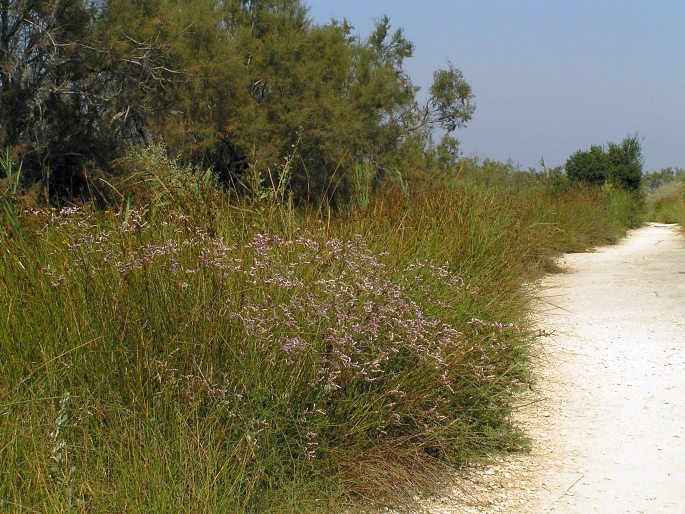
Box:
[528,222,685,513]
[423,223,685,513]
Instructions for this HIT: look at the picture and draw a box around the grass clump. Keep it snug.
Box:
[0,154,642,512]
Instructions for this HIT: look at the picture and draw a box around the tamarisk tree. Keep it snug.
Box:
[2,1,476,202]
[0,0,178,194]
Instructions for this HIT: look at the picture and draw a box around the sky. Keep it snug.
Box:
[307,0,685,171]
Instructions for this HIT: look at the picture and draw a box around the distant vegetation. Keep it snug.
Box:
[644,167,685,225]
[643,167,685,194]
[0,1,652,513]
[565,135,644,192]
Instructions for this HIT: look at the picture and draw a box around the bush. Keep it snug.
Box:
[565,136,643,192]
[606,136,643,191]
[566,145,607,186]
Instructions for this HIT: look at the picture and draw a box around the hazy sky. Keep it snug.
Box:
[307,0,685,171]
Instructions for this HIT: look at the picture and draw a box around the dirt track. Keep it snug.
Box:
[424,223,685,513]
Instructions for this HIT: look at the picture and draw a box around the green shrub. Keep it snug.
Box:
[565,135,644,192]
[566,145,608,186]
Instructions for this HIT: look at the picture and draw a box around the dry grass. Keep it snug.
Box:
[0,153,641,512]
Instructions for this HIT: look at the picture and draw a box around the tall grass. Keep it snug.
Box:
[0,154,641,512]
[646,178,685,226]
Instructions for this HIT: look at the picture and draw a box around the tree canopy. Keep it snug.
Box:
[0,1,475,202]
[565,135,643,192]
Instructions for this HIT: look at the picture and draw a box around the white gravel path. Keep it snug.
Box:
[422,223,685,513]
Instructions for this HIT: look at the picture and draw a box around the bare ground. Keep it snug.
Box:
[419,223,685,513]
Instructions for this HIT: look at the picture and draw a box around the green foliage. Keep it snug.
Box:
[646,174,685,224]
[1,1,476,203]
[434,135,462,172]
[0,148,22,196]
[0,1,177,196]
[427,64,475,132]
[1,163,643,511]
[642,167,685,194]
[603,187,644,232]
[108,145,219,216]
[565,145,611,186]
[606,136,643,191]
[444,157,545,193]
[565,135,644,192]
[540,166,571,196]
[0,148,24,237]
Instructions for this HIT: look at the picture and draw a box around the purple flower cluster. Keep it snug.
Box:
[113,240,180,274]
[32,207,518,459]
[226,231,468,394]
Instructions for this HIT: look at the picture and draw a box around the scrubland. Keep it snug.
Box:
[646,176,685,227]
[0,153,642,512]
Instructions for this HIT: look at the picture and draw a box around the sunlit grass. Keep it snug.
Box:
[646,179,685,225]
[0,160,641,512]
